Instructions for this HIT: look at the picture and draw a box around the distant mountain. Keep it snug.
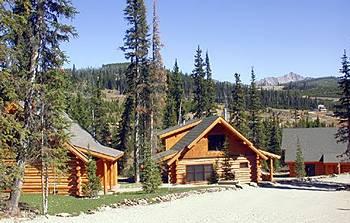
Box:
[257,72,306,86]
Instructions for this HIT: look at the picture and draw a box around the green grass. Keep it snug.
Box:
[20,187,215,215]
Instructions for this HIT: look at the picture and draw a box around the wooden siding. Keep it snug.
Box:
[288,162,350,177]
[16,153,88,195]
[4,153,118,195]
[163,122,262,184]
[172,156,257,184]
[164,129,191,150]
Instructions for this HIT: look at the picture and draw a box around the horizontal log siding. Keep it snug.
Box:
[4,153,87,195]
[175,156,257,184]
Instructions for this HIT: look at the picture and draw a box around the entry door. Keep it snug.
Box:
[305,164,315,176]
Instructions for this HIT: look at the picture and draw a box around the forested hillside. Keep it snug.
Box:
[66,63,335,111]
[282,76,339,98]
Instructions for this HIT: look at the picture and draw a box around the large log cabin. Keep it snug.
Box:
[154,116,280,184]
[282,128,350,177]
[3,103,123,196]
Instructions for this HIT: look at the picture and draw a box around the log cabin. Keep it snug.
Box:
[3,103,123,196]
[154,116,280,184]
[282,128,350,177]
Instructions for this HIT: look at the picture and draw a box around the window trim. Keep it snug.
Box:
[208,134,226,151]
[186,164,213,183]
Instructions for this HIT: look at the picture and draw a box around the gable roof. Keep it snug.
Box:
[6,102,123,160]
[282,128,349,163]
[67,117,123,160]
[157,119,202,138]
[154,116,268,162]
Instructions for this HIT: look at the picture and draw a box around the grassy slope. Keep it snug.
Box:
[20,187,213,215]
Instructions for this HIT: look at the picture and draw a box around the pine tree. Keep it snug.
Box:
[334,50,350,157]
[91,77,111,145]
[141,144,162,193]
[204,51,215,115]
[149,0,167,151]
[3,0,77,215]
[295,137,306,178]
[248,67,262,146]
[267,113,281,168]
[83,158,102,197]
[121,0,150,182]
[191,46,206,118]
[172,60,184,124]
[230,73,249,135]
[163,60,184,128]
[221,137,235,180]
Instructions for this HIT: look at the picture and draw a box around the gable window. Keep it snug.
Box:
[186,164,213,182]
[208,135,226,151]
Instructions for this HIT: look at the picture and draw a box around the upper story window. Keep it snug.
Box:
[208,135,226,151]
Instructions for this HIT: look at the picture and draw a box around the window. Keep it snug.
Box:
[186,164,213,182]
[240,162,249,168]
[208,135,226,151]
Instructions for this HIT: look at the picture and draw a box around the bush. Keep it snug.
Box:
[82,159,101,197]
[142,146,162,193]
[295,138,306,178]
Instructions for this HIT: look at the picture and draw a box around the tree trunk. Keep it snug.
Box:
[8,159,25,216]
[134,99,140,183]
[44,166,48,216]
[178,100,182,125]
[150,100,154,153]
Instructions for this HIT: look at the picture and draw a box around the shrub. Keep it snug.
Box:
[82,159,101,197]
[142,145,162,193]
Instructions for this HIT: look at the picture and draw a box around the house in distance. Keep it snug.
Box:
[154,116,280,184]
[282,128,350,176]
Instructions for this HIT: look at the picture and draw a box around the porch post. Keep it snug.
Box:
[337,162,341,174]
[103,160,108,195]
[269,158,274,182]
[108,162,112,190]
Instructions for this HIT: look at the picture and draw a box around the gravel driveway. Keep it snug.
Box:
[8,186,349,223]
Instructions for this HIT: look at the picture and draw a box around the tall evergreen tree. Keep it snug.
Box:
[121,0,150,182]
[334,50,350,157]
[91,77,111,146]
[2,0,77,215]
[163,60,183,128]
[230,73,248,135]
[248,67,262,147]
[267,113,281,168]
[204,51,215,115]
[149,0,166,151]
[191,46,206,118]
[172,60,184,124]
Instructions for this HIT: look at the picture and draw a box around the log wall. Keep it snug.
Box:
[20,153,87,195]
[165,123,262,184]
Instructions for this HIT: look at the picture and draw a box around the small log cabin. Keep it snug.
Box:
[4,103,123,196]
[154,116,280,184]
[282,128,350,177]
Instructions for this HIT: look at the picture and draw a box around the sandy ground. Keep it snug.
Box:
[318,173,350,184]
[3,187,348,223]
[2,174,350,223]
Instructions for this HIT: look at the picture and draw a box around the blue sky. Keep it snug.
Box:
[62,0,349,83]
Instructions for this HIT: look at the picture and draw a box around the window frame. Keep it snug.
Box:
[208,134,226,151]
[186,164,213,183]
